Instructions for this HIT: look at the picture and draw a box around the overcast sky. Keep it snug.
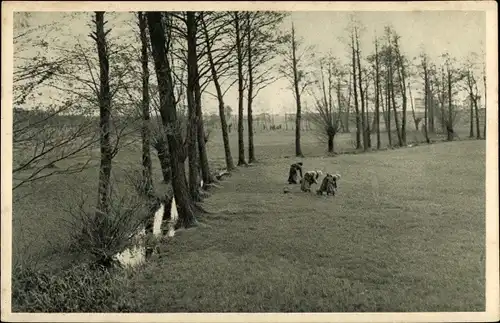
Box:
[14,9,486,115]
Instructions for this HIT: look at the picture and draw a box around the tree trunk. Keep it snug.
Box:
[328,134,334,153]
[483,74,486,138]
[467,71,475,138]
[246,12,256,163]
[186,12,200,201]
[336,78,344,137]
[474,94,481,139]
[364,80,372,148]
[94,12,112,215]
[355,30,367,151]
[194,65,213,186]
[374,40,381,149]
[156,144,171,183]
[408,80,418,131]
[423,62,430,144]
[428,87,435,133]
[291,23,303,157]
[351,34,361,150]
[147,11,197,228]
[397,55,408,146]
[201,14,235,171]
[345,81,351,133]
[390,65,403,146]
[385,70,392,146]
[138,12,153,195]
[446,64,454,141]
[469,96,475,137]
[234,12,246,166]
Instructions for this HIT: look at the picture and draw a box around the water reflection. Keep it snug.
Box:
[114,197,177,267]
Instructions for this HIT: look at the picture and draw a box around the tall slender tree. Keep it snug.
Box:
[200,12,235,171]
[374,36,382,149]
[350,29,361,149]
[291,22,303,157]
[137,12,153,194]
[245,12,288,163]
[482,64,486,138]
[147,11,197,227]
[246,12,255,163]
[278,22,314,157]
[419,52,431,144]
[393,33,408,145]
[233,11,247,166]
[186,11,201,200]
[355,27,368,151]
[92,11,113,215]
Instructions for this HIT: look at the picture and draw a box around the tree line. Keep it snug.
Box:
[13,12,487,228]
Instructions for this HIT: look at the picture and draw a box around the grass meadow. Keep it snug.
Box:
[11,124,486,312]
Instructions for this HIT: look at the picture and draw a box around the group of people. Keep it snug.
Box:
[287,162,340,196]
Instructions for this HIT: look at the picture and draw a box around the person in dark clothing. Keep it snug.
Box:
[287,162,303,184]
[316,173,341,196]
[300,170,322,192]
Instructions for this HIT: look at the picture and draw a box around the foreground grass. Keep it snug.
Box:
[12,130,485,312]
[120,140,485,312]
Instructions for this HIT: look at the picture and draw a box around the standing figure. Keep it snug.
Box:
[316,173,341,196]
[287,162,303,184]
[300,170,323,192]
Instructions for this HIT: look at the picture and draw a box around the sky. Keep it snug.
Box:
[13,9,486,116]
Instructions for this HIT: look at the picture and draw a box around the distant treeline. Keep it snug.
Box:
[13,106,484,134]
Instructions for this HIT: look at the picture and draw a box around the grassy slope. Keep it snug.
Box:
[122,140,485,312]
[12,129,485,312]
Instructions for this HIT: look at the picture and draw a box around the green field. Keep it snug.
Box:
[12,128,486,312]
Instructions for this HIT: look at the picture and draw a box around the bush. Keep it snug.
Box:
[12,263,135,312]
[65,187,158,268]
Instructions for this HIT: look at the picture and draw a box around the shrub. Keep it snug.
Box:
[12,263,136,312]
[65,187,157,268]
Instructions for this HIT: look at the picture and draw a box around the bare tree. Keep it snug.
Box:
[190,13,215,187]
[279,22,314,157]
[350,28,362,149]
[464,56,482,139]
[383,27,403,146]
[309,56,343,153]
[157,12,216,188]
[194,57,214,186]
[407,81,421,131]
[373,36,382,148]
[137,12,153,194]
[482,62,486,138]
[200,12,235,171]
[92,12,113,215]
[12,13,99,192]
[445,57,455,141]
[183,11,201,201]
[233,11,247,166]
[344,73,352,133]
[245,12,256,163]
[433,54,463,141]
[383,57,392,146]
[418,51,431,144]
[354,26,369,151]
[393,32,408,145]
[244,11,287,163]
[146,11,197,228]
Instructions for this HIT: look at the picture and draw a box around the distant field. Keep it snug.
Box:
[12,123,486,311]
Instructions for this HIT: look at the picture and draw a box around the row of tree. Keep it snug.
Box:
[13,12,487,229]
[284,21,487,155]
[94,11,292,227]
